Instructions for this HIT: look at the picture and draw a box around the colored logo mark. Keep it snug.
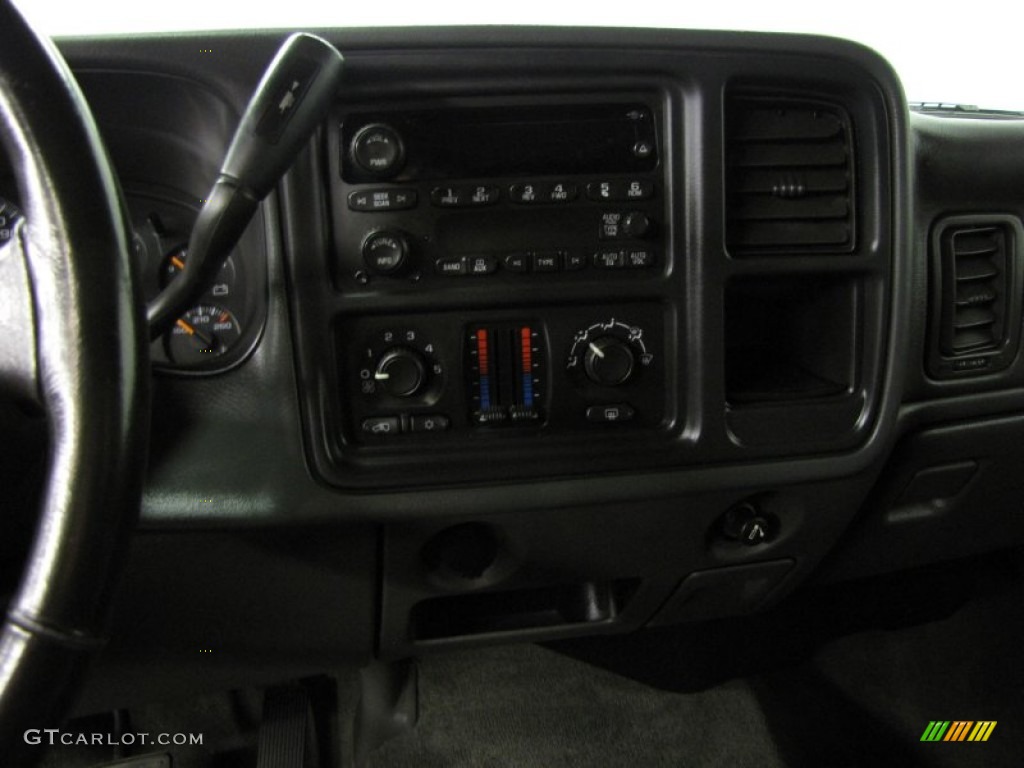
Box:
[920,721,997,742]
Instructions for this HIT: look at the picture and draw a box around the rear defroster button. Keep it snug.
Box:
[586,404,636,423]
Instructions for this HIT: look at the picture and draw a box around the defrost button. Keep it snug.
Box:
[410,414,451,433]
[585,404,636,423]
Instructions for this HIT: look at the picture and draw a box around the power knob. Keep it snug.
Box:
[374,347,426,397]
[351,123,405,177]
[584,336,636,386]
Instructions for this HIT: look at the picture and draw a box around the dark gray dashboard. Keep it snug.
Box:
[40,27,1024,700]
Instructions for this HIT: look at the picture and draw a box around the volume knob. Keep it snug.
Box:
[584,336,635,386]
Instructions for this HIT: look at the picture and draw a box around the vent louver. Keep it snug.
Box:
[940,224,1010,356]
[726,98,855,253]
[928,215,1023,379]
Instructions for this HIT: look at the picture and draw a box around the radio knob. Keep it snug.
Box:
[362,230,410,276]
[351,123,405,177]
[584,336,636,387]
[622,211,652,239]
[374,347,426,397]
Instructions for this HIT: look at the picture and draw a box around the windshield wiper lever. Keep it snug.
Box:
[147,33,344,336]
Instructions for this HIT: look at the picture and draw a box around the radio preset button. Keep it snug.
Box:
[435,257,468,276]
[624,179,655,200]
[587,181,621,201]
[348,188,418,212]
[351,124,405,177]
[509,182,579,204]
[431,187,466,207]
[431,185,500,207]
[467,185,500,206]
[587,179,655,202]
[509,183,547,204]
[532,251,562,272]
[547,183,578,203]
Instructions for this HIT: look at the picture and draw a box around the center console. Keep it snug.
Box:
[280,42,899,491]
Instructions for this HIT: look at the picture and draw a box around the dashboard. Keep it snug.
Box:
[5,26,1023,709]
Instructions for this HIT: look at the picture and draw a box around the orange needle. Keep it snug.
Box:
[176,317,215,348]
[171,255,186,270]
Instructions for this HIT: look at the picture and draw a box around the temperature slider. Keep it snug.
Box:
[467,323,544,425]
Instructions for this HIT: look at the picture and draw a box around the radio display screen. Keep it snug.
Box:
[342,102,658,181]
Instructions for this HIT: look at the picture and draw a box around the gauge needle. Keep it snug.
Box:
[170,255,186,271]
[589,342,605,359]
[176,318,216,348]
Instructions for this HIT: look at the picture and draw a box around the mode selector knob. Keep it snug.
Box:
[374,347,426,397]
[584,336,636,387]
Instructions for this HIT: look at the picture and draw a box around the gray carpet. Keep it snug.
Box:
[369,555,1024,768]
[368,643,786,768]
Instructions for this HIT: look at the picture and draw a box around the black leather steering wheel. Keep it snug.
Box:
[0,1,148,763]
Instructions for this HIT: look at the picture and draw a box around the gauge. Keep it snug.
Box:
[0,197,23,243]
[166,305,242,366]
[161,244,238,297]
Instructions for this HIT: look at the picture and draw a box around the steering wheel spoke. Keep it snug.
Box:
[0,220,40,409]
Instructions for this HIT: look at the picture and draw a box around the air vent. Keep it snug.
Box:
[940,225,1009,355]
[726,97,855,253]
[928,215,1023,379]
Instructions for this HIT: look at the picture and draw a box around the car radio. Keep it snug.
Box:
[331,100,664,288]
[327,97,669,447]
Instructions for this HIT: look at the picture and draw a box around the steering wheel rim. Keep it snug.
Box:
[0,1,148,762]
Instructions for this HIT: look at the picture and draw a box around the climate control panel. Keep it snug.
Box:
[336,303,666,445]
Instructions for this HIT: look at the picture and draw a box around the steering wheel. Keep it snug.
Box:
[0,1,148,763]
